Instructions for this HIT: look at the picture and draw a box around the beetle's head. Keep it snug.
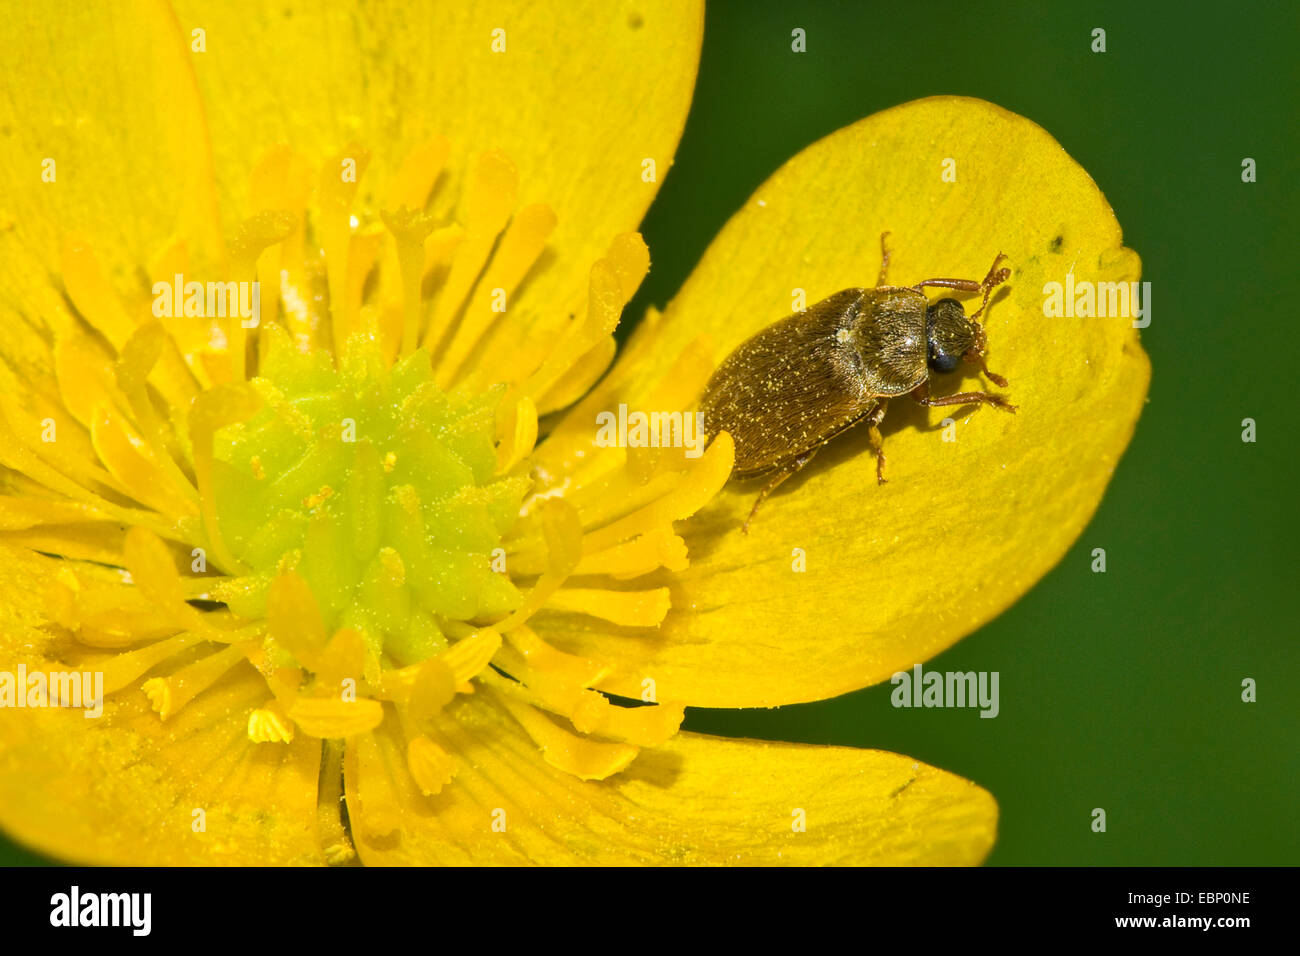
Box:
[925,297,1008,387]
[925,298,977,373]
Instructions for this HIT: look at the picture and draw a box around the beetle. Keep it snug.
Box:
[700,233,1015,533]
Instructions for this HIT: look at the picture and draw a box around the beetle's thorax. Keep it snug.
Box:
[845,288,929,396]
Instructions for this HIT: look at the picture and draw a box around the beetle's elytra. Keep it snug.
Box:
[700,233,1015,533]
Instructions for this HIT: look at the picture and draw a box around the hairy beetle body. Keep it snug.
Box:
[699,234,1015,533]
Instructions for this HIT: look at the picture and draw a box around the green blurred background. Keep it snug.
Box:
[4,0,1296,866]
[661,0,1299,865]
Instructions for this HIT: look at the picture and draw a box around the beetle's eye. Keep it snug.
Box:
[927,348,962,373]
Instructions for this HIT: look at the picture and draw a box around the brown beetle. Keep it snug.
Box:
[700,233,1015,533]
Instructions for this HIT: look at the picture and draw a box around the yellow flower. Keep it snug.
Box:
[0,1,1148,865]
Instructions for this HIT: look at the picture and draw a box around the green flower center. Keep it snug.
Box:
[207,328,527,670]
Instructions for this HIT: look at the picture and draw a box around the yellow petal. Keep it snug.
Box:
[537,97,1151,707]
[171,0,702,321]
[345,693,995,865]
[0,0,223,352]
[0,546,323,865]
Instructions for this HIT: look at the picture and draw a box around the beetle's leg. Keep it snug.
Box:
[876,231,892,286]
[908,253,1010,300]
[865,403,888,484]
[962,349,1009,388]
[911,380,1016,413]
[968,253,1010,322]
[742,449,820,535]
[908,276,980,294]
